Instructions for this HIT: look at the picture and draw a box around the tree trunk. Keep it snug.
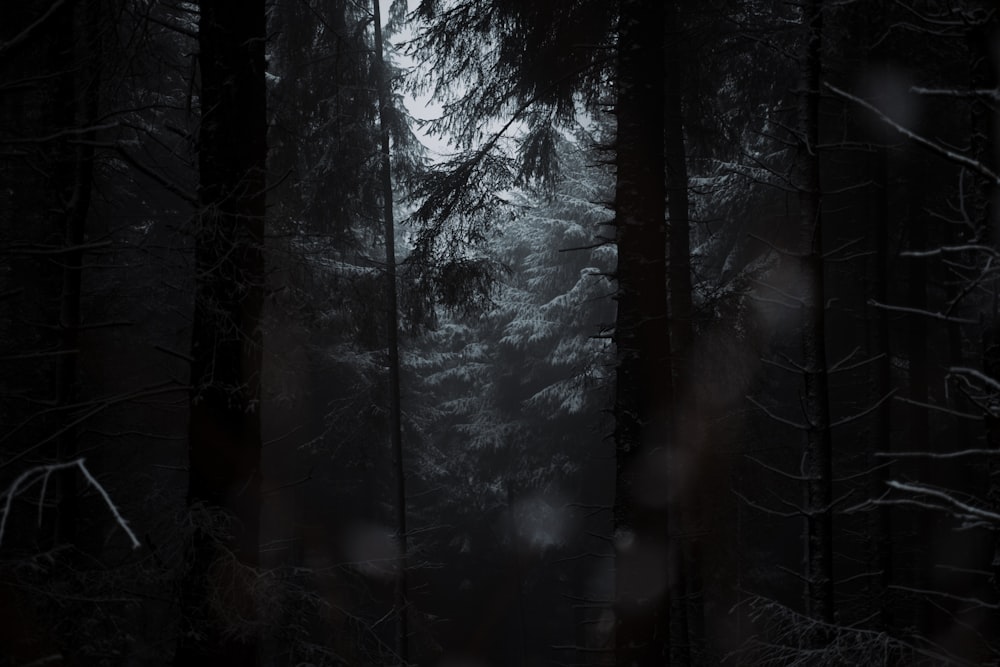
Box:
[372,1,409,663]
[613,0,673,664]
[55,0,101,550]
[904,166,932,638]
[867,141,893,630]
[798,0,834,627]
[969,5,1000,601]
[175,0,267,663]
[859,6,894,628]
[663,1,700,661]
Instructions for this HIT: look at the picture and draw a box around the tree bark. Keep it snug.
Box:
[904,165,933,638]
[663,1,700,661]
[858,6,894,629]
[867,141,893,630]
[54,0,101,550]
[175,0,267,663]
[613,0,673,664]
[372,1,410,663]
[798,0,834,627]
[969,5,1000,600]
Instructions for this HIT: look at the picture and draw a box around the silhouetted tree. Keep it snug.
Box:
[175,0,268,662]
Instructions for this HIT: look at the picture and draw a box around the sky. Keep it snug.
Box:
[380,0,452,161]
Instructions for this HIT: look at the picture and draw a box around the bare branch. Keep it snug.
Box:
[0,459,141,549]
[887,480,1000,524]
[746,395,808,430]
[867,299,978,324]
[910,86,1000,101]
[744,454,810,481]
[901,243,1000,259]
[0,0,68,58]
[948,366,1000,393]
[0,382,187,471]
[825,82,1000,185]
[830,389,896,429]
[889,584,998,610]
[892,395,983,421]
[877,448,1000,459]
[732,488,802,518]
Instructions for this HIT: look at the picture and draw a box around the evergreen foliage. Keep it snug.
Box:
[2,0,1000,664]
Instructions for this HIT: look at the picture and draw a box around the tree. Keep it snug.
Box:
[1,1,199,661]
[372,0,410,662]
[409,128,616,666]
[609,1,677,665]
[796,0,834,628]
[406,2,684,661]
[175,0,268,662]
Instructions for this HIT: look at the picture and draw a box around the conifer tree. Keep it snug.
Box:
[175,0,267,662]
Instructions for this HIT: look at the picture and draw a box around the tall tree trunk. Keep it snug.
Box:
[904,167,932,638]
[866,141,893,630]
[372,1,409,663]
[613,0,673,665]
[859,7,893,628]
[665,2,693,365]
[176,0,267,663]
[969,5,1000,599]
[663,1,700,661]
[54,0,101,549]
[798,0,834,627]
[505,480,528,667]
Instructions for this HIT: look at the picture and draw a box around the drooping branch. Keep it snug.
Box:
[0,458,141,549]
[825,82,1000,184]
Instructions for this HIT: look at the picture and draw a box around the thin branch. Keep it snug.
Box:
[825,82,1000,185]
[867,299,978,324]
[0,0,68,58]
[761,356,804,374]
[262,473,313,496]
[821,236,864,260]
[889,584,999,610]
[910,86,1000,101]
[833,459,894,482]
[748,233,806,259]
[0,459,140,549]
[948,366,1000,393]
[744,454,809,481]
[732,488,802,518]
[746,395,807,430]
[887,480,1000,524]
[751,279,805,306]
[892,395,983,421]
[877,448,1000,459]
[1,240,113,256]
[0,383,186,470]
[901,243,1000,259]
[76,460,142,549]
[830,389,897,429]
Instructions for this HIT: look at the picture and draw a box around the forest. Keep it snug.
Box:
[1,0,999,665]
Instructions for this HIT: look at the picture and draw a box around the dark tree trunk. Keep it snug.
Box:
[175,0,267,663]
[904,168,932,638]
[858,6,894,628]
[663,1,701,661]
[613,0,673,665]
[798,0,834,628]
[54,0,101,549]
[867,142,893,631]
[969,6,1000,598]
[372,1,409,663]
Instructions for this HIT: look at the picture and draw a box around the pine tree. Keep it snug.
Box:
[410,128,616,665]
[175,0,268,662]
